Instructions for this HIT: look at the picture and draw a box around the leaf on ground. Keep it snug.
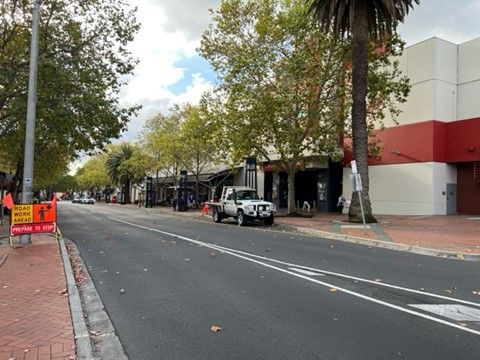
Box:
[329,288,338,293]
[58,289,68,295]
[210,325,222,332]
[90,330,102,336]
[444,289,452,294]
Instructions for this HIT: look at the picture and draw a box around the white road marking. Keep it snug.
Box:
[208,243,480,309]
[108,217,480,336]
[288,267,325,276]
[409,304,480,322]
[341,224,371,229]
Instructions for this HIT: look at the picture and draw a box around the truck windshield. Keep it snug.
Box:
[236,190,259,200]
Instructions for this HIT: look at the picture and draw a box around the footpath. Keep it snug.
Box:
[0,225,75,360]
[0,204,479,359]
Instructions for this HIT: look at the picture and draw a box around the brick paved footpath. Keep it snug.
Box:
[0,235,75,360]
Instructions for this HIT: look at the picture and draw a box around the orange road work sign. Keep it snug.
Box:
[33,203,56,223]
[11,205,34,225]
[11,203,57,225]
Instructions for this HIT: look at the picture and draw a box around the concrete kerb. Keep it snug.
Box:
[58,233,96,360]
[291,226,480,262]
[138,206,480,262]
[62,231,129,360]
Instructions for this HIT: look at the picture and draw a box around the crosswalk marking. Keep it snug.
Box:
[409,304,480,322]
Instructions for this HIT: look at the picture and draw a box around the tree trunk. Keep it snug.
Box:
[286,170,296,214]
[349,2,376,223]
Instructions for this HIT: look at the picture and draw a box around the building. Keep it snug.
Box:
[341,37,480,215]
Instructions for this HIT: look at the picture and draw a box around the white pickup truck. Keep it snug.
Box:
[207,186,276,226]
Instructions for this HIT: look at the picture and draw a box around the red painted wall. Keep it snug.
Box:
[343,118,480,165]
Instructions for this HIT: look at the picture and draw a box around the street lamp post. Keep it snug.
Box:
[20,0,41,245]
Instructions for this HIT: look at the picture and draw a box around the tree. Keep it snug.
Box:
[177,104,219,203]
[140,112,184,196]
[105,143,142,204]
[200,0,409,214]
[0,0,140,197]
[309,0,419,222]
[75,153,109,191]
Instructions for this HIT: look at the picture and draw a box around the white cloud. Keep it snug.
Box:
[120,1,215,140]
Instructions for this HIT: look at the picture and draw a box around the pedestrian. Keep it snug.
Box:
[337,194,346,214]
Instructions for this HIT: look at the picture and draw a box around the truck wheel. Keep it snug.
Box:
[237,211,246,226]
[264,216,274,226]
[213,208,222,223]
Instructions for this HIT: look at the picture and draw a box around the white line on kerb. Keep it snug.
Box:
[108,217,480,337]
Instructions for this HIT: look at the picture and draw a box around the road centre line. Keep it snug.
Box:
[108,217,480,336]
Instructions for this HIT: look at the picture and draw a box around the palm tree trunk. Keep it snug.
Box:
[349,1,376,223]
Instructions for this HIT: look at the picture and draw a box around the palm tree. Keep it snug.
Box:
[105,143,135,204]
[309,0,419,222]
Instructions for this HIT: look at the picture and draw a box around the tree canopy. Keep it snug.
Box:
[0,0,140,195]
[200,0,410,213]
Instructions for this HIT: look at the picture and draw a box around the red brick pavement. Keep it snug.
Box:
[0,235,75,360]
[275,213,480,255]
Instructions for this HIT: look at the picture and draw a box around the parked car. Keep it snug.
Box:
[72,197,81,203]
[81,197,95,205]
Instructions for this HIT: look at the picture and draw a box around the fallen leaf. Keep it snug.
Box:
[24,349,30,353]
[210,325,222,332]
[444,289,452,294]
[90,330,102,336]
[58,289,68,295]
[329,288,338,293]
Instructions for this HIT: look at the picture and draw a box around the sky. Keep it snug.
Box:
[71,0,480,172]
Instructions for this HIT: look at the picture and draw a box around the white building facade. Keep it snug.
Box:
[343,37,480,215]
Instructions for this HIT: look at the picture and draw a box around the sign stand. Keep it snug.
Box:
[350,160,368,234]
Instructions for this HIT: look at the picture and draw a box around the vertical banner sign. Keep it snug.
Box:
[351,160,358,174]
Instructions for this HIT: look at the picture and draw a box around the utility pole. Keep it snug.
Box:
[20,0,41,245]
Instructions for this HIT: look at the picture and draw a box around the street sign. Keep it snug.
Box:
[11,205,34,225]
[351,160,358,174]
[10,222,56,236]
[354,173,362,191]
[350,173,363,192]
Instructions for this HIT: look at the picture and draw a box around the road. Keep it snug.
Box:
[58,202,480,360]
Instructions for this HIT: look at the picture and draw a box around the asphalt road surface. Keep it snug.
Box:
[58,202,480,360]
